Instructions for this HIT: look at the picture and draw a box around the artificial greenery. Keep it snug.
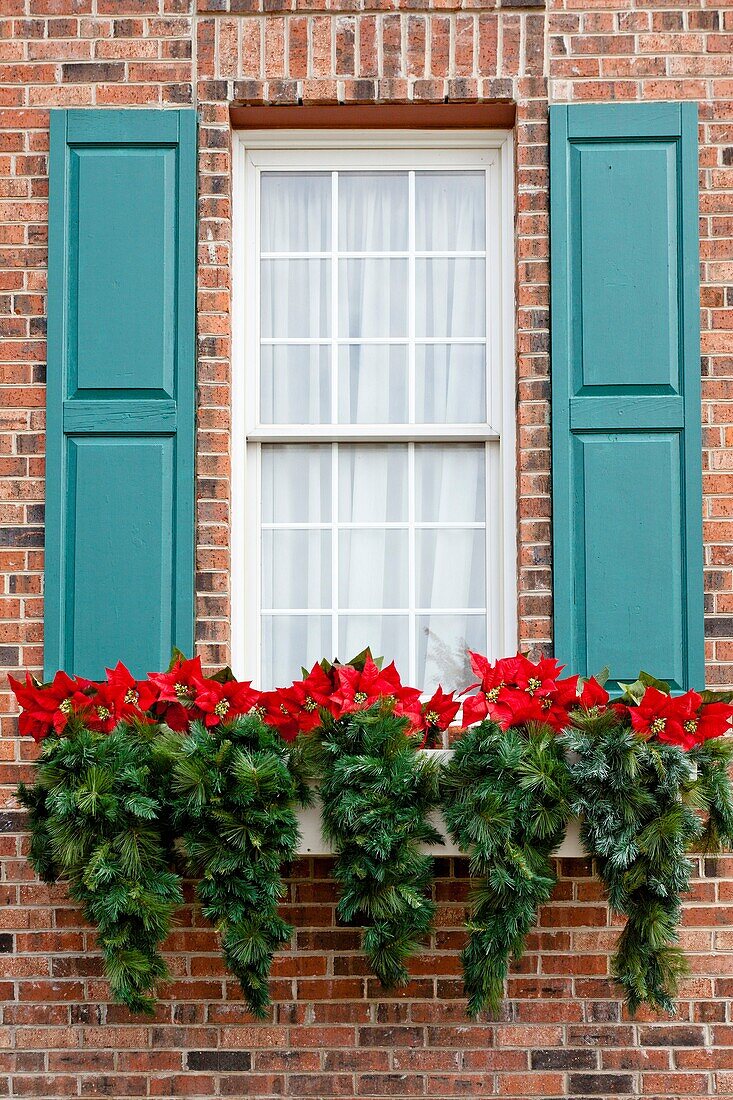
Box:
[691,731,733,854]
[17,720,182,1014]
[564,709,702,1014]
[313,703,442,988]
[14,649,733,1024]
[442,720,573,1016]
[160,714,302,1018]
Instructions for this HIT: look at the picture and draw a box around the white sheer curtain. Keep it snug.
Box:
[258,168,489,689]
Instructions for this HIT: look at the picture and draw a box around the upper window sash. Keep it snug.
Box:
[239,137,506,442]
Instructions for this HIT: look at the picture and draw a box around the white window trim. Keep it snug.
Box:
[231,128,517,684]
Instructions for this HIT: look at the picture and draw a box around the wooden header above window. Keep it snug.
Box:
[229,102,516,130]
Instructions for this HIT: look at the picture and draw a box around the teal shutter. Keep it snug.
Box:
[550,103,703,691]
[45,109,197,679]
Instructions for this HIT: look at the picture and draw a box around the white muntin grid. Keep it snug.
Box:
[232,131,517,690]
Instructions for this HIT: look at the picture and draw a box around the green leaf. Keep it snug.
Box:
[208,665,236,684]
[639,671,671,694]
[167,647,188,670]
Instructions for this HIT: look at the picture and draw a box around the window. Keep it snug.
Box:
[233,131,515,692]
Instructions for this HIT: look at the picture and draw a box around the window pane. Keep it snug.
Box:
[253,163,500,692]
[262,615,331,689]
[262,530,330,609]
[339,530,408,609]
[339,172,408,251]
[415,445,486,523]
[339,259,408,338]
[261,259,330,338]
[339,614,409,673]
[260,345,331,424]
[338,345,408,424]
[262,445,331,523]
[415,171,485,252]
[417,614,487,694]
[415,344,486,424]
[416,529,486,609]
[261,172,331,253]
[338,445,408,523]
[415,258,485,338]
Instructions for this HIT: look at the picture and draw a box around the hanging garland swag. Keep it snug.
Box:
[11,650,733,1021]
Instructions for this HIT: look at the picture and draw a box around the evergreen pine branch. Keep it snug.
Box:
[314,704,440,989]
[18,724,183,1015]
[564,715,701,1015]
[162,714,300,1019]
[442,721,572,1017]
[690,739,733,854]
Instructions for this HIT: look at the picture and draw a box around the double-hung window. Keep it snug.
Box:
[233,130,515,691]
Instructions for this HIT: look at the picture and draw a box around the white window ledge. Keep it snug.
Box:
[296,804,585,858]
[295,748,585,858]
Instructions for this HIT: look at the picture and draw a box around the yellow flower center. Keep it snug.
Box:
[59,698,73,715]
[684,719,698,734]
[124,688,139,706]
[425,710,439,726]
[354,691,368,704]
[304,697,317,712]
[527,677,542,695]
[214,699,230,718]
[486,684,503,703]
[650,717,666,734]
[96,706,111,721]
[174,682,191,700]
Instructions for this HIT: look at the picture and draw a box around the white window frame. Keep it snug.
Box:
[231,128,517,685]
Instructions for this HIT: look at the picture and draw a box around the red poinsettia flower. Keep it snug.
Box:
[462,651,575,732]
[258,689,302,742]
[554,674,580,708]
[9,670,88,742]
[629,687,703,751]
[105,661,159,714]
[511,654,567,696]
[415,687,461,748]
[578,676,610,710]
[287,663,338,731]
[681,700,733,746]
[148,656,204,704]
[461,651,516,727]
[330,656,410,717]
[461,691,490,728]
[69,679,143,735]
[194,678,260,728]
[258,664,338,740]
[147,656,206,731]
[466,651,520,697]
[489,687,554,732]
[393,687,424,728]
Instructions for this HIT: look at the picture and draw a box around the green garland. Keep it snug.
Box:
[160,714,301,1018]
[564,709,702,1014]
[441,720,572,1017]
[14,670,733,1023]
[314,703,442,988]
[691,736,733,853]
[17,721,182,1014]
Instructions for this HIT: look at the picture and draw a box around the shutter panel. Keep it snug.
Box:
[550,102,703,691]
[45,109,197,679]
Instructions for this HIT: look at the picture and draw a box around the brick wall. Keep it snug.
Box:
[547,0,733,684]
[2,1,733,1097]
[3,851,733,1098]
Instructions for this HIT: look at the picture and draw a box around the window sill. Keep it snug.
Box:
[296,747,586,858]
